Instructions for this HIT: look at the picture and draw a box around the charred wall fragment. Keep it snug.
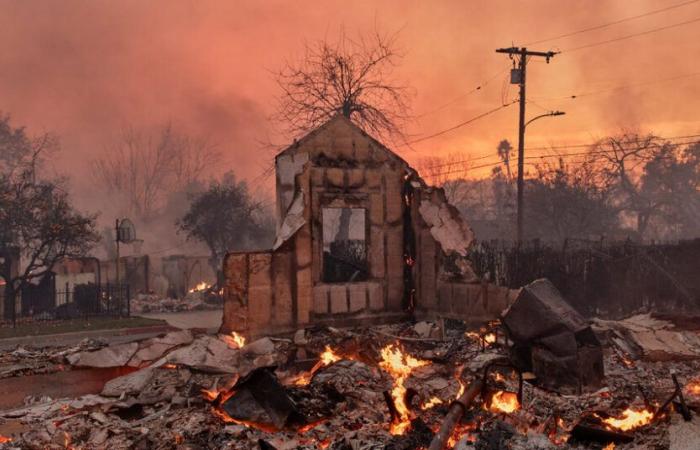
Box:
[502,278,605,393]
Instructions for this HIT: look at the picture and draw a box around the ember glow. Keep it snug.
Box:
[378,344,430,435]
[601,408,654,431]
[293,345,342,386]
[0,435,11,444]
[603,444,616,450]
[685,380,700,395]
[221,331,246,349]
[483,333,496,344]
[487,390,520,414]
[188,281,211,293]
[420,396,443,410]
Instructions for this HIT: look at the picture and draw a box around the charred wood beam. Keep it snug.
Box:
[427,378,484,450]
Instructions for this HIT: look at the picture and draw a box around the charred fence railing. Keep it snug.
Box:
[469,239,700,317]
[15,282,131,321]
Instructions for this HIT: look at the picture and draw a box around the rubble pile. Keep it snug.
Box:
[1,315,700,449]
[130,291,223,314]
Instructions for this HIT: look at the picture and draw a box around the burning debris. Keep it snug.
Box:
[1,308,700,449]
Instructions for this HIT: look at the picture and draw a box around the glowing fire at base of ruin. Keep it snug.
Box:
[221,331,246,349]
[685,380,700,395]
[189,281,211,293]
[599,408,654,431]
[379,344,430,435]
[420,396,443,410]
[0,435,12,444]
[487,390,520,414]
[293,345,342,386]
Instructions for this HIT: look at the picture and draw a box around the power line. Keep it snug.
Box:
[563,16,700,52]
[530,71,700,102]
[404,100,517,146]
[416,67,509,118]
[525,0,700,45]
[426,139,700,178]
[421,135,700,174]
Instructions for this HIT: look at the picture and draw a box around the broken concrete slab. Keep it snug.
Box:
[67,342,139,368]
[101,367,156,397]
[273,190,306,250]
[128,329,194,367]
[242,337,276,356]
[152,335,239,373]
[596,314,700,362]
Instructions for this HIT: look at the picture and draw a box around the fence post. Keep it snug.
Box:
[126,284,131,317]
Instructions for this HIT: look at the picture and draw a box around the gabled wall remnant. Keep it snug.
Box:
[222,115,510,338]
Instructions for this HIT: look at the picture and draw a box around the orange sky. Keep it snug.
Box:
[0,0,698,208]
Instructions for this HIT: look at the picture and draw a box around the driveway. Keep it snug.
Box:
[138,308,223,332]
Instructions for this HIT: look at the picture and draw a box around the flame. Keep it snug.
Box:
[603,444,615,450]
[293,345,342,386]
[487,391,520,414]
[420,397,443,410]
[188,281,211,293]
[600,408,654,431]
[0,435,11,444]
[320,345,341,365]
[220,331,246,349]
[378,344,430,435]
[447,422,477,447]
[492,372,505,383]
[211,407,279,432]
[483,333,496,344]
[686,380,700,396]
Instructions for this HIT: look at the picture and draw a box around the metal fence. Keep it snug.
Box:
[13,282,130,321]
[469,238,700,318]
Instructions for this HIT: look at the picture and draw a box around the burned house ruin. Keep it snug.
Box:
[221,115,517,338]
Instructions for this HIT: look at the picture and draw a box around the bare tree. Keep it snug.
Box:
[415,153,472,205]
[585,133,666,237]
[275,30,410,140]
[0,117,98,322]
[92,123,220,221]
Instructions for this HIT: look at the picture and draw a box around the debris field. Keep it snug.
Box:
[1,311,700,450]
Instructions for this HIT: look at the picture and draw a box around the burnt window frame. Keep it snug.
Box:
[320,206,369,283]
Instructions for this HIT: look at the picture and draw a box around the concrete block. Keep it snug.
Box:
[438,282,453,312]
[330,285,348,314]
[387,276,403,311]
[366,169,382,189]
[313,285,329,314]
[451,283,469,315]
[296,267,313,324]
[385,226,404,279]
[326,168,345,188]
[295,228,312,268]
[369,193,384,225]
[384,171,404,223]
[369,226,385,278]
[272,252,293,326]
[368,282,384,311]
[349,284,367,312]
[311,168,325,187]
[347,169,365,188]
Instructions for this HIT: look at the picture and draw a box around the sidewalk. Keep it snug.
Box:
[138,309,223,332]
[0,324,176,350]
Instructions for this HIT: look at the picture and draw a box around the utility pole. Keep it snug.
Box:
[495,47,558,243]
